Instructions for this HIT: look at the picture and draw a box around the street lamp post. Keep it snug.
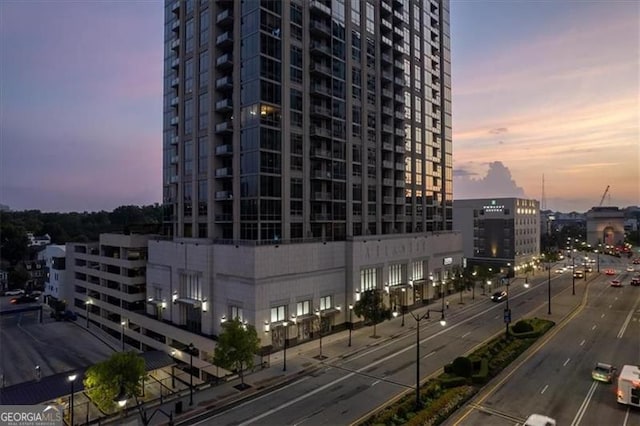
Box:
[547,258,552,315]
[348,304,353,347]
[595,249,600,273]
[411,309,446,411]
[282,321,289,371]
[68,373,77,426]
[505,263,511,338]
[85,300,91,328]
[187,343,195,406]
[315,308,325,360]
[572,254,576,296]
[401,288,406,327]
[121,320,126,351]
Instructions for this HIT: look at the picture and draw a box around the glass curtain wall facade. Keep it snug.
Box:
[163,0,452,241]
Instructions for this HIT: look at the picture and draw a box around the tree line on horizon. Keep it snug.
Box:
[0,204,163,266]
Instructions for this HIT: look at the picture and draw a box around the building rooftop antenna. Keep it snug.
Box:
[541,174,547,210]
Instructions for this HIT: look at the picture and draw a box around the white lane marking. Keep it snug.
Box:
[563,358,571,367]
[580,340,585,346]
[371,380,380,386]
[609,305,612,309]
[591,325,597,330]
[623,406,630,426]
[615,297,618,301]
[617,296,640,338]
[600,313,605,318]
[462,332,470,338]
[541,384,549,394]
[571,381,598,426]
[237,296,512,426]
[424,351,436,358]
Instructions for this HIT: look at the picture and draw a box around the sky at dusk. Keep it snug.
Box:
[1,0,638,214]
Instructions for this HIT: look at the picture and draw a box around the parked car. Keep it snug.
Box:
[592,362,616,383]
[491,291,507,302]
[610,280,622,288]
[10,295,38,304]
[3,289,25,296]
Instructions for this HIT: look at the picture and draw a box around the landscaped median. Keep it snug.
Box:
[358,317,555,426]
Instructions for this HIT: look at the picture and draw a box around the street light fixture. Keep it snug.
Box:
[505,263,511,338]
[595,249,600,273]
[348,304,353,347]
[68,373,77,426]
[187,343,195,406]
[282,321,289,371]
[113,385,173,425]
[410,308,445,411]
[572,251,576,296]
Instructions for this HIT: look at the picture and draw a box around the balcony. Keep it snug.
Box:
[170,77,179,88]
[215,144,233,156]
[380,1,392,15]
[169,175,179,184]
[216,9,233,27]
[170,155,179,164]
[394,94,404,104]
[312,169,332,180]
[309,20,331,37]
[395,180,405,188]
[170,97,179,107]
[312,212,332,221]
[216,53,233,69]
[171,38,180,51]
[169,136,179,145]
[395,128,405,137]
[395,162,404,170]
[396,197,405,204]
[382,214,394,222]
[382,124,393,134]
[381,18,392,32]
[395,110,404,120]
[383,178,394,186]
[311,104,331,117]
[310,83,332,98]
[381,35,392,47]
[170,116,179,126]
[171,1,180,15]
[394,59,404,70]
[382,106,393,117]
[381,53,392,64]
[382,142,393,151]
[215,75,233,90]
[215,191,233,200]
[310,62,332,76]
[310,126,332,139]
[215,121,233,133]
[171,21,180,32]
[310,0,331,16]
[383,196,393,204]
[312,192,332,201]
[310,42,332,57]
[216,31,233,48]
[215,167,233,178]
[393,26,403,39]
[171,58,180,69]
[382,160,393,169]
[394,77,405,87]
[311,147,332,158]
[395,145,405,154]
[215,98,233,112]
[382,89,393,99]
[382,71,393,82]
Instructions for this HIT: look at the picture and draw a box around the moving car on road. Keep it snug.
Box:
[491,291,507,302]
[592,362,616,383]
[605,269,616,276]
[610,280,622,287]
[10,295,38,304]
[626,265,635,272]
[631,277,640,287]
[3,289,25,296]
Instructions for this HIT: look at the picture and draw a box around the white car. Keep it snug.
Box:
[4,289,25,296]
[626,266,635,272]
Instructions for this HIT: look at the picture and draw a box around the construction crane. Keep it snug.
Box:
[599,185,610,206]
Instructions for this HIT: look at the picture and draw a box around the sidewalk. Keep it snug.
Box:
[109,273,587,426]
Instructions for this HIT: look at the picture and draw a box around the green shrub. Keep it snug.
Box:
[405,386,476,426]
[451,356,473,377]
[443,363,453,374]
[438,375,467,388]
[471,358,489,384]
[512,320,533,333]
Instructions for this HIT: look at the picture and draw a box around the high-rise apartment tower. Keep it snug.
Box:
[153,0,460,346]
[163,0,452,241]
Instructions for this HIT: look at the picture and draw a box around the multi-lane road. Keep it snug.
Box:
[181,255,638,426]
[448,261,640,426]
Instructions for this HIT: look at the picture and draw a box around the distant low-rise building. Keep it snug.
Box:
[26,232,51,247]
[22,259,46,291]
[0,269,8,292]
[39,245,67,305]
[453,198,540,272]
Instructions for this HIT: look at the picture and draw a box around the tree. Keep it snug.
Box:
[84,351,146,413]
[0,222,28,265]
[213,318,260,388]
[353,289,391,338]
[8,266,29,289]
